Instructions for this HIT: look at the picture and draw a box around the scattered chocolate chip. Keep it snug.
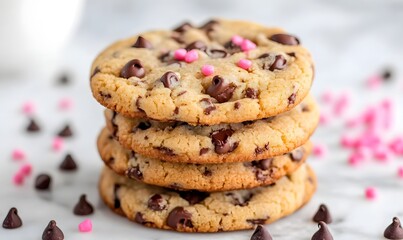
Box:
[73,194,94,216]
[206,49,229,58]
[199,19,218,32]
[42,220,64,240]
[211,129,237,154]
[290,148,304,162]
[59,154,77,171]
[203,168,212,177]
[199,148,209,155]
[57,124,73,137]
[167,207,193,229]
[269,55,287,71]
[35,174,52,190]
[120,59,145,79]
[126,166,143,181]
[250,225,273,240]
[2,207,22,229]
[224,41,242,54]
[160,71,179,88]
[154,146,175,156]
[311,222,333,240]
[207,76,236,103]
[200,98,217,115]
[26,119,40,132]
[185,41,207,51]
[234,102,241,110]
[287,52,296,57]
[173,22,193,32]
[147,194,166,211]
[137,122,151,130]
[113,184,121,208]
[245,88,258,99]
[269,33,300,46]
[91,67,100,78]
[382,68,393,81]
[132,36,153,49]
[58,73,70,85]
[246,218,268,225]
[288,93,296,105]
[179,191,209,205]
[384,217,403,239]
[313,204,332,224]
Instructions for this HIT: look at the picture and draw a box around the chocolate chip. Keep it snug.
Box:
[42,220,64,240]
[179,191,209,205]
[132,36,153,49]
[99,91,112,99]
[171,33,185,44]
[2,207,22,229]
[159,52,172,62]
[207,76,236,103]
[301,104,310,112]
[200,98,217,115]
[185,41,207,51]
[173,22,193,32]
[250,225,273,240]
[126,166,143,181]
[160,71,179,88]
[255,143,269,155]
[206,49,229,58]
[246,217,268,225]
[58,73,70,85]
[288,93,296,105]
[287,52,296,57]
[135,212,147,224]
[91,67,100,78]
[120,59,145,79]
[57,124,73,137]
[199,19,218,32]
[269,33,300,45]
[59,154,77,171]
[269,55,287,71]
[255,169,267,181]
[113,184,121,208]
[35,174,52,190]
[211,129,237,154]
[167,207,193,230]
[147,194,167,211]
[234,102,241,110]
[173,107,179,115]
[246,88,258,99]
[313,204,332,224]
[384,217,403,239]
[290,148,304,162]
[177,91,187,96]
[224,41,242,54]
[137,121,151,130]
[26,119,40,132]
[226,192,253,206]
[203,168,212,177]
[154,146,175,156]
[168,183,183,191]
[311,222,333,240]
[73,194,94,216]
[257,159,272,170]
[135,97,144,112]
[199,148,209,155]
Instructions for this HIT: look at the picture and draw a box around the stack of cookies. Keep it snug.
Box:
[90,19,319,232]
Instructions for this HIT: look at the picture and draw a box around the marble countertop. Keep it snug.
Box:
[1,0,403,239]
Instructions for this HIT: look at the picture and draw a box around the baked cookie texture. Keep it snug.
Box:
[104,95,319,164]
[99,164,316,232]
[90,19,314,125]
[97,127,312,192]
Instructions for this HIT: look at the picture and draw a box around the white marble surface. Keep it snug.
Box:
[1,0,403,239]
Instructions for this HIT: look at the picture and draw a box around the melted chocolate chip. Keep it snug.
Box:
[185,41,207,51]
[57,124,73,137]
[26,119,40,132]
[311,222,333,240]
[2,207,22,229]
[167,207,193,229]
[99,91,112,99]
[177,91,187,96]
[200,98,216,115]
[255,169,268,181]
[73,194,94,216]
[179,191,209,205]
[313,204,332,224]
[113,184,121,209]
[245,88,258,99]
[199,148,209,155]
[234,102,241,110]
[250,225,273,240]
[384,217,403,239]
[226,192,253,206]
[203,168,212,177]
[288,93,296,105]
[147,194,166,211]
[42,220,64,240]
[206,49,229,58]
[35,174,52,190]
[173,22,193,32]
[59,154,77,171]
[135,212,147,224]
[269,33,300,46]
[287,52,296,57]
[154,146,175,156]
[254,143,270,155]
[174,107,179,114]
[211,129,237,154]
[126,166,143,181]
[246,217,269,225]
[290,148,304,162]
[120,59,145,79]
[132,36,153,49]
[137,121,151,130]
[160,71,179,88]
[199,19,218,32]
[136,97,144,112]
[206,76,236,103]
[91,67,100,78]
[224,41,242,54]
[269,55,287,71]
[159,52,172,62]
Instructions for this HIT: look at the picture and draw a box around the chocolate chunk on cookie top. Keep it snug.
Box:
[90,19,314,125]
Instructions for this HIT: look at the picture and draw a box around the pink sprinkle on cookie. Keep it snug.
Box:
[366,74,382,89]
[201,65,214,76]
[240,39,256,51]
[365,187,378,200]
[184,50,198,63]
[313,144,328,158]
[13,173,24,186]
[398,167,403,179]
[174,49,187,60]
[52,137,64,151]
[12,149,26,161]
[22,101,35,115]
[19,163,32,176]
[237,59,252,70]
[231,35,244,45]
[59,98,73,110]
[78,219,92,233]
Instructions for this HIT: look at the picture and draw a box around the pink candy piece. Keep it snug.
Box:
[380,99,393,130]
[313,144,328,158]
[19,163,32,176]
[320,90,334,104]
[201,65,214,76]
[58,98,73,110]
[12,149,26,161]
[237,59,252,70]
[333,92,351,116]
[373,145,392,162]
[366,74,382,89]
[389,137,403,155]
[398,167,403,179]
[184,50,199,63]
[231,35,244,45]
[22,101,35,115]
[52,137,64,151]
[319,112,330,125]
[174,49,187,61]
[348,147,371,166]
[355,132,381,149]
[78,219,92,233]
[240,39,256,52]
[365,187,378,200]
[13,173,24,186]
[341,134,357,148]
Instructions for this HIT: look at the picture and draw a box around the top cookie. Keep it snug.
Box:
[90,19,314,125]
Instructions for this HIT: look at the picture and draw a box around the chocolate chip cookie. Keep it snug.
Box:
[97,127,312,191]
[91,19,314,125]
[104,95,319,163]
[99,164,316,232]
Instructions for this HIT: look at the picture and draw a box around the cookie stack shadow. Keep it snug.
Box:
[91,19,319,233]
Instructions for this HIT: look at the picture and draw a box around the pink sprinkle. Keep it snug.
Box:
[313,144,328,158]
[389,137,403,155]
[380,99,393,130]
[79,219,93,233]
[237,59,252,70]
[355,132,381,149]
[184,50,199,63]
[58,98,73,110]
[341,134,357,148]
[201,65,214,76]
[348,153,364,167]
[398,167,403,179]
[333,92,351,116]
[231,35,244,45]
[346,116,363,128]
[320,90,334,104]
[52,137,64,151]
[365,187,378,200]
[13,173,24,186]
[366,74,382,89]
[174,49,187,61]
[12,149,26,161]
[319,112,330,125]
[19,163,32,176]
[240,39,256,52]
[22,101,35,115]
[373,145,392,162]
